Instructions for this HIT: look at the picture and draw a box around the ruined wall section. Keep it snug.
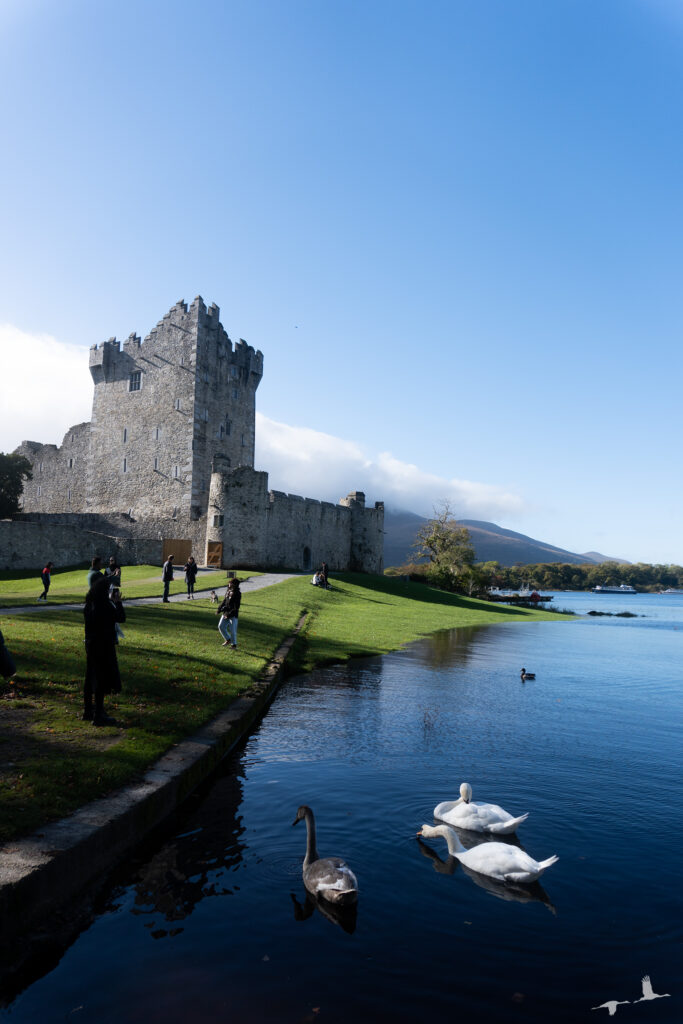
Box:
[0,520,161,571]
[264,493,355,570]
[16,422,90,513]
[210,468,384,571]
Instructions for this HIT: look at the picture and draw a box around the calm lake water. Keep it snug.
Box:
[3,592,682,1022]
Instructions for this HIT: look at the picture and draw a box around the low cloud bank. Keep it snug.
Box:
[0,325,524,524]
[255,413,524,521]
[0,325,92,450]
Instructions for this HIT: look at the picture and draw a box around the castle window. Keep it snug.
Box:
[67,488,72,501]
[219,424,224,438]
[232,388,239,400]
[180,357,184,367]
[68,458,73,468]
[174,465,179,478]
[241,433,245,446]
[230,366,238,378]
[175,399,181,411]
[123,458,127,473]
[226,419,231,435]
[39,461,43,472]
[155,426,160,440]
[204,408,209,421]
[129,371,141,392]
[123,428,127,443]
[213,514,224,527]
[37,485,42,496]
[154,457,159,471]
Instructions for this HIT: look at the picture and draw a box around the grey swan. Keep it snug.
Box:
[292,805,359,905]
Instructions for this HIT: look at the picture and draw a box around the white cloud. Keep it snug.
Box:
[0,324,92,451]
[255,413,524,520]
[0,325,525,523]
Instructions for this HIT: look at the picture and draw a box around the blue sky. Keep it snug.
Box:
[1,0,682,563]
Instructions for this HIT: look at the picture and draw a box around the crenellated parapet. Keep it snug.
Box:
[13,293,383,573]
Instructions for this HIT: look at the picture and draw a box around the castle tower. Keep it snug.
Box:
[86,297,263,522]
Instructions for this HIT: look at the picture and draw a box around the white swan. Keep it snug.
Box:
[418,823,558,883]
[292,805,359,905]
[434,782,529,834]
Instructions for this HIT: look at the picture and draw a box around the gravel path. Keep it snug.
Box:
[0,572,301,617]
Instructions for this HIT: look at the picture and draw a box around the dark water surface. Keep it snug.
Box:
[4,593,682,1022]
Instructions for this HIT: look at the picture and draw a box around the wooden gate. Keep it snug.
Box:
[162,538,192,567]
[206,541,223,568]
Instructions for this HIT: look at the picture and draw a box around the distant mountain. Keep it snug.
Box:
[580,550,630,565]
[383,510,630,568]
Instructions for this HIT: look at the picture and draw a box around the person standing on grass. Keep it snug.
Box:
[184,555,198,599]
[320,561,329,589]
[162,553,174,602]
[38,561,53,601]
[217,577,241,649]
[83,576,125,726]
[87,556,104,590]
[104,556,121,589]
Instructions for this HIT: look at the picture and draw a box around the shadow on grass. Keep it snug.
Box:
[334,573,544,619]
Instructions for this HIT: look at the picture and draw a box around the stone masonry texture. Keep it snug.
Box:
[8,298,383,572]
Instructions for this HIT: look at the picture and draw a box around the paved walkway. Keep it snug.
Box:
[0,571,301,616]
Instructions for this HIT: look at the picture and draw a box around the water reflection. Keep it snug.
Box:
[290,890,358,934]
[123,767,246,928]
[420,625,482,669]
[416,836,556,912]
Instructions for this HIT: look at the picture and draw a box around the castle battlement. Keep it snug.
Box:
[13,296,382,574]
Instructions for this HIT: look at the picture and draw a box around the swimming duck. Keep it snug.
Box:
[434,782,529,834]
[418,822,558,884]
[292,805,359,905]
[520,667,536,680]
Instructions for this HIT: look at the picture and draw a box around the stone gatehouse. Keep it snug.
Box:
[11,297,384,573]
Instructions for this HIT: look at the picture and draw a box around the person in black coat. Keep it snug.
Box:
[38,561,53,601]
[83,576,126,726]
[184,556,198,599]
[162,554,174,602]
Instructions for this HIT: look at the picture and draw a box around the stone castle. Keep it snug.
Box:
[9,297,384,573]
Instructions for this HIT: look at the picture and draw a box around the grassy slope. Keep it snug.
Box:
[0,565,262,608]
[0,574,564,842]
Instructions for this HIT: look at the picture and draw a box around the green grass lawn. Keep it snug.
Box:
[0,564,262,608]
[0,573,566,842]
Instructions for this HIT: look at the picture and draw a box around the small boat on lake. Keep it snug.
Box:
[590,584,637,594]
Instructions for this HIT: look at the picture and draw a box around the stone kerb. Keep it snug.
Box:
[0,617,306,962]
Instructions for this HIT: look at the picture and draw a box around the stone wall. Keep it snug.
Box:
[16,423,90,513]
[10,295,383,574]
[86,297,262,522]
[0,520,162,572]
[16,297,262,529]
[213,466,384,571]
